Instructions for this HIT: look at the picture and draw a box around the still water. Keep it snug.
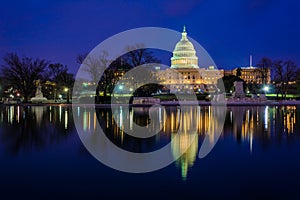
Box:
[0,105,299,199]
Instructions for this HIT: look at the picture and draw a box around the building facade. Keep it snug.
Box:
[225,67,271,84]
[157,27,224,94]
[234,67,271,84]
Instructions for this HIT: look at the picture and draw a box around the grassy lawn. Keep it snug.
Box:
[266,93,300,100]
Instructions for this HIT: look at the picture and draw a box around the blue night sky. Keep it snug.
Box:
[1,0,300,73]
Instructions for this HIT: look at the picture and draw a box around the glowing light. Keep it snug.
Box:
[263,86,269,92]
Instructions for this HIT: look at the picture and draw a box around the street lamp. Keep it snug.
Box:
[263,86,269,93]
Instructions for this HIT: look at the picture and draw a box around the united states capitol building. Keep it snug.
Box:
[154,26,270,94]
[155,26,223,94]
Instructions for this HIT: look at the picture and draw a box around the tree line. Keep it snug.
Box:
[0,45,160,103]
[256,57,300,99]
[0,53,74,103]
[77,44,160,103]
[1,51,300,103]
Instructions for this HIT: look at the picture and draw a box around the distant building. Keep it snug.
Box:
[232,66,271,84]
[224,69,234,77]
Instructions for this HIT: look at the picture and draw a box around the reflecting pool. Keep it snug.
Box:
[0,105,299,199]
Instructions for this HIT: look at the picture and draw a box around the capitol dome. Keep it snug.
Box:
[170,26,199,69]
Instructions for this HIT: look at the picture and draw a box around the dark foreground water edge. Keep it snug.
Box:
[0,105,300,199]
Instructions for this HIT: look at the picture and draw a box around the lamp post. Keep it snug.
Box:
[263,85,269,93]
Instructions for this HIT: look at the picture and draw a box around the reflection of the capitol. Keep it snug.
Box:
[84,105,299,180]
[87,106,222,180]
[0,105,298,179]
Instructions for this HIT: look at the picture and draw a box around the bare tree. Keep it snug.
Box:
[1,53,49,102]
[77,51,110,84]
[257,57,272,85]
[272,60,284,100]
[272,60,298,100]
[282,60,297,99]
[123,44,160,68]
[77,45,160,102]
[48,63,68,82]
[77,51,110,101]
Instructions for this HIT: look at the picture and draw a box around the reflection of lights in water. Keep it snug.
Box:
[83,111,90,132]
[59,106,62,122]
[17,106,20,123]
[158,107,162,123]
[247,109,250,123]
[264,106,269,130]
[285,106,296,134]
[171,112,174,132]
[172,133,198,181]
[49,106,52,122]
[119,106,123,130]
[169,106,201,180]
[230,111,232,123]
[197,106,200,121]
[163,109,167,133]
[88,111,91,131]
[77,107,80,117]
[8,106,14,124]
[129,109,133,130]
[177,107,180,129]
[34,106,43,126]
[107,112,110,129]
[197,106,201,132]
[0,110,3,123]
[64,110,68,130]
[250,132,253,154]
[119,107,124,143]
[94,112,97,131]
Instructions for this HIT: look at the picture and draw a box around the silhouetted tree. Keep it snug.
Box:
[236,67,242,78]
[273,60,298,100]
[273,60,284,100]
[217,75,236,93]
[282,60,298,99]
[1,53,49,102]
[123,44,160,68]
[77,51,109,84]
[77,45,160,102]
[77,51,110,101]
[296,69,300,95]
[47,63,74,102]
[257,57,272,85]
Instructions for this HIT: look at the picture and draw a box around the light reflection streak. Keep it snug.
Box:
[64,110,68,130]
